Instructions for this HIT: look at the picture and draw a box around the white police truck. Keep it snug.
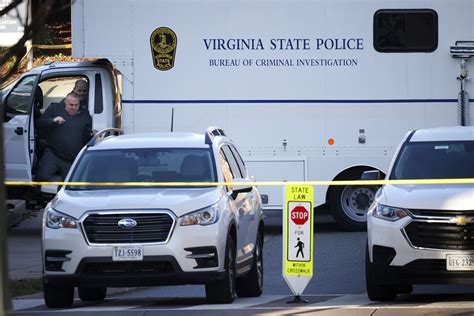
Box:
[3,0,474,230]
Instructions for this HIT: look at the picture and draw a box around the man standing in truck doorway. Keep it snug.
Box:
[35,92,93,181]
[71,79,89,110]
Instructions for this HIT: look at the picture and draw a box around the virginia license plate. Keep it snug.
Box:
[112,245,143,261]
[446,254,474,271]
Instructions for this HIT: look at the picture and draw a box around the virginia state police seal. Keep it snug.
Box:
[150,27,177,71]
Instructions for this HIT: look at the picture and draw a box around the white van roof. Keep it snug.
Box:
[410,126,474,142]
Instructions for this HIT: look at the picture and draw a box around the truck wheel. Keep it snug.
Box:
[365,245,397,301]
[206,235,236,303]
[236,232,263,297]
[78,286,107,301]
[329,169,378,231]
[43,278,74,308]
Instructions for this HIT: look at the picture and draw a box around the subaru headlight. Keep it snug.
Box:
[373,204,409,222]
[180,204,218,226]
[45,206,78,229]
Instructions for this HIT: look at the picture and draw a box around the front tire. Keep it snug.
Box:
[329,169,378,231]
[43,278,74,308]
[78,286,107,302]
[206,234,236,303]
[236,231,263,297]
[365,245,397,301]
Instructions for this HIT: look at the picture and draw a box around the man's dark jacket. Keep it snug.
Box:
[38,103,92,161]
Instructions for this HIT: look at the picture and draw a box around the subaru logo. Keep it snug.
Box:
[118,218,137,229]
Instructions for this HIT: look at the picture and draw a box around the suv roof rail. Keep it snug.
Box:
[205,126,226,144]
[87,128,124,147]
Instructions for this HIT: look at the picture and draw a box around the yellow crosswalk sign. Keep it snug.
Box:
[283,185,314,295]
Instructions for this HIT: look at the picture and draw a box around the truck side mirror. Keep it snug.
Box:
[41,184,59,196]
[361,170,381,180]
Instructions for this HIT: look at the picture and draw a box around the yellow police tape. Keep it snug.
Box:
[5,178,474,187]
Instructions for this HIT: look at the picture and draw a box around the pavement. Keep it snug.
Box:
[6,201,142,301]
[7,201,43,280]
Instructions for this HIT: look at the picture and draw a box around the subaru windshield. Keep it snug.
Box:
[68,148,216,190]
[390,141,474,180]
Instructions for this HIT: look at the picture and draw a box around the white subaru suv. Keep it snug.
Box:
[42,127,264,308]
[366,126,474,301]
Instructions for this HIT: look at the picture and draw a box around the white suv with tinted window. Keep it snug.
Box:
[366,126,474,301]
[42,127,264,308]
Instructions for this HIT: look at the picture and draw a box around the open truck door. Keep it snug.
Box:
[3,75,38,184]
[3,60,120,204]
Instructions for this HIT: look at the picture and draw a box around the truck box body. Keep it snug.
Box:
[4,0,473,230]
[73,0,474,228]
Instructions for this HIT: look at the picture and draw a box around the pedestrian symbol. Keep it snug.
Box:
[295,238,304,258]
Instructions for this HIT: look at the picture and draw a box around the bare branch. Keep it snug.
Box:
[0,0,23,18]
[0,21,32,68]
[14,3,25,26]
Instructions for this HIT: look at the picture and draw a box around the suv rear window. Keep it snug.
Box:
[68,148,216,189]
[390,141,474,179]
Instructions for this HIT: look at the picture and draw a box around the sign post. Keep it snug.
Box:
[283,185,314,303]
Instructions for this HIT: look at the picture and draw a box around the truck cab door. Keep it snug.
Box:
[3,74,38,182]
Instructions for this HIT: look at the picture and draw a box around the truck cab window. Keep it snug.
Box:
[38,76,90,114]
[4,75,37,122]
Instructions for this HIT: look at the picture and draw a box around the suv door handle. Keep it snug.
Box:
[15,127,24,135]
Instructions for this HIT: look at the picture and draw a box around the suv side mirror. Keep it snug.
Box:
[230,178,253,199]
[361,170,381,180]
[232,178,253,192]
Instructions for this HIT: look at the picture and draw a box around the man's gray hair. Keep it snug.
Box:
[66,92,80,100]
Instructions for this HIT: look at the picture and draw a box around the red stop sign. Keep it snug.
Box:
[291,206,309,225]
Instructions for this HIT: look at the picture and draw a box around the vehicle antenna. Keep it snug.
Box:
[171,108,174,132]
